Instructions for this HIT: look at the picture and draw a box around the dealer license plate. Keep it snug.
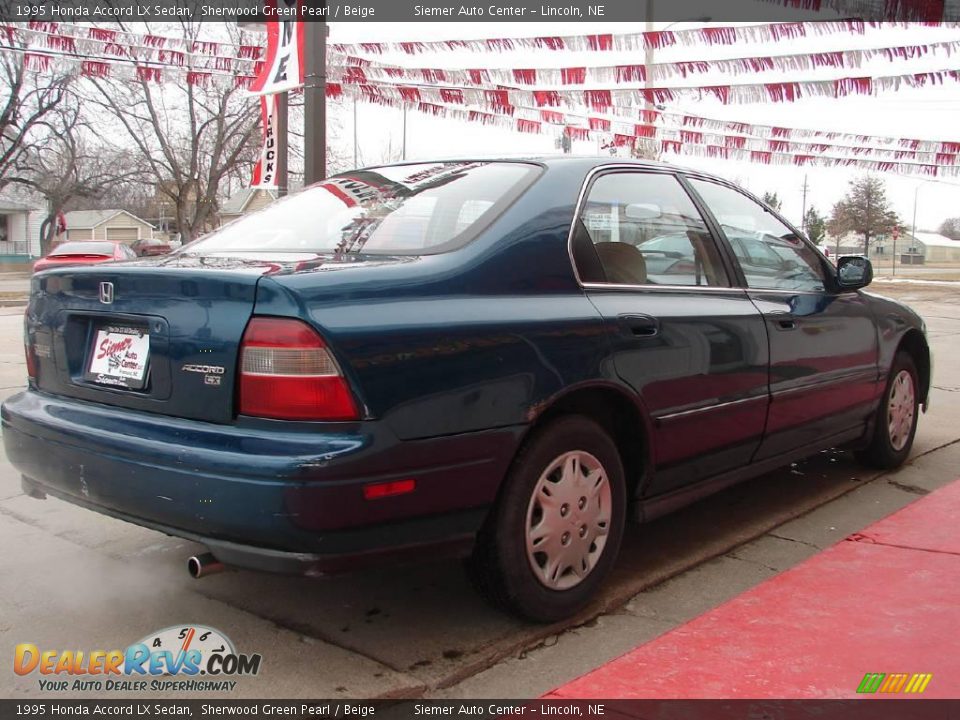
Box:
[84,324,151,389]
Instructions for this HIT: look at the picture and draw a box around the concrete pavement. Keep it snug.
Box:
[1,285,959,700]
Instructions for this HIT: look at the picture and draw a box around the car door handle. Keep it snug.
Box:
[619,315,659,337]
[777,319,798,331]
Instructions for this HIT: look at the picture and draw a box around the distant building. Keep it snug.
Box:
[218,188,278,226]
[824,231,886,257]
[898,231,960,265]
[0,199,44,261]
[61,209,156,245]
[218,184,302,226]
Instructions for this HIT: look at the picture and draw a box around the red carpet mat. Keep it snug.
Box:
[545,479,960,699]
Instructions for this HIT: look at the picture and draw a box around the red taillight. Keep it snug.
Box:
[363,479,416,501]
[238,317,359,421]
[24,310,37,380]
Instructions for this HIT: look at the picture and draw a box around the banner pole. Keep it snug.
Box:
[304,15,328,184]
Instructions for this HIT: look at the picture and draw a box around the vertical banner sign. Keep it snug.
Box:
[251,94,279,188]
[249,15,305,95]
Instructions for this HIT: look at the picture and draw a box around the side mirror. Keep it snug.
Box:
[836,255,873,290]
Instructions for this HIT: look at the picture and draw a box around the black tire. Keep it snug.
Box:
[856,351,920,470]
[466,415,626,623]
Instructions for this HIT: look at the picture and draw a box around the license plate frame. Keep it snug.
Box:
[83,323,151,390]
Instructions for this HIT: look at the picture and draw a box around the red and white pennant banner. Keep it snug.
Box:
[9,41,960,157]
[6,45,258,90]
[1,24,263,76]
[333,39,960,87]
[17,35,960,110]
[324,82,960,167]
[328,20,937,56]
[323,69,960,111]
[323,85,959,177]
[504,106,960,163]
[757,0,955,21]
[582,108,960,153]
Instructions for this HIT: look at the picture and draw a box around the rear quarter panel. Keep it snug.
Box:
[253,163,620,440]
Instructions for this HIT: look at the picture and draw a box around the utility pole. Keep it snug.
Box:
[402,106,407,161]
[639,0,654,160]
[865,188,871,258]
[636,8,710,160]
[892,225,899,277]
[644,0,655,111]
[800,174,809,235]
[353,98,358,168]
[303,18,327,184]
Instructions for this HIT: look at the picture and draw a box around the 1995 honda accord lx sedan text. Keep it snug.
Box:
[3,158,931,621]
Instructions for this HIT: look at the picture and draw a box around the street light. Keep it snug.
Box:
[905,179,936,276]
[640,10,712,157]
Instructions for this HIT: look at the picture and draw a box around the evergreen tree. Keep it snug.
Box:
[827,176,900,257]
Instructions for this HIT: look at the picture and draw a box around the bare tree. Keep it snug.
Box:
[287,97,350,178]
[83,24,260,241]
[630,138,660,161]
[13,103,144,254]
[939,217,960,241]
[1,48,72,193]
[762,191,783,211]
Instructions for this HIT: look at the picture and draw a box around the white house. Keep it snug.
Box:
[0,199,44,261]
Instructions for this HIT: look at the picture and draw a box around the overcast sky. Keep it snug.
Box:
[321,15,960,233]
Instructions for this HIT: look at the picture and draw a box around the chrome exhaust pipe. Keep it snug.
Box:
[187,552,225,579]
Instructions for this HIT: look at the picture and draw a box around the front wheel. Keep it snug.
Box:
[467,415,626,623]
[856,351,920,469]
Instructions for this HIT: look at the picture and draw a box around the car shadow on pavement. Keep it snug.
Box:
[179,447,869,694]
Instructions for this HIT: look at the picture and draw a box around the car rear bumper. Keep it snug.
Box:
[2,390,523,574]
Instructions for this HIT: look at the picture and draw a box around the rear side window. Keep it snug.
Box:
[573,172,730,287]
[688,179,828,292]
[190,162,539,256]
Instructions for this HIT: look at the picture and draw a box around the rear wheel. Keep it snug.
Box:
[467,415,626,622]
[856,351,920,469]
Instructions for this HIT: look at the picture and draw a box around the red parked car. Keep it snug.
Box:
[33,241,136,273]
[131,237,174,257]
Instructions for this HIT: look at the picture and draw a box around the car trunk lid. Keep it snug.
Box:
[29,259,270,424]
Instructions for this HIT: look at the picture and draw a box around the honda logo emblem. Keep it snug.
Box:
[99,282,114,305]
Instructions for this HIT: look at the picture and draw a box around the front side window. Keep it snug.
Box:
[688,179,828,292]
[189,162,540,256]
[573,172,729,287]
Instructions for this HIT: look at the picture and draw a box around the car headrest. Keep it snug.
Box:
[594,242,648,285]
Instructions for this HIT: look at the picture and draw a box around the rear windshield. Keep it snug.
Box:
[51,242,115,255]
[189,161,540,255]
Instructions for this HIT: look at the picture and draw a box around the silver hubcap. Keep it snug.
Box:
[887,370,916,452]
[525,451,612,591]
